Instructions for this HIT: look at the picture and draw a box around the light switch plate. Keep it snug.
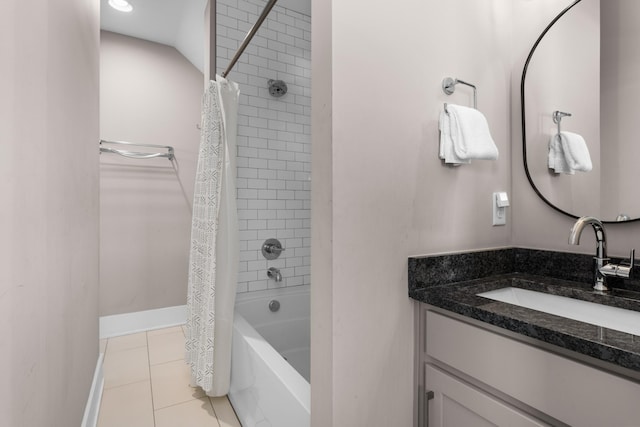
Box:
[493,192,508,226]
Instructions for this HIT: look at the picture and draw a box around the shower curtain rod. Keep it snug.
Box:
[221,0,278,78]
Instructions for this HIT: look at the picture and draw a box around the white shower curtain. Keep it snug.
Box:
[185,76,239,397]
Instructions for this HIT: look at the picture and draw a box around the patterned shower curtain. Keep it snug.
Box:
[185,76,239,397]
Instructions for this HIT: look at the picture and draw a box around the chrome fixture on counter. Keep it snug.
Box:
[568,216,635,292]
[616,214,631,222]
[267,267,282,282]
[262,238,286,260]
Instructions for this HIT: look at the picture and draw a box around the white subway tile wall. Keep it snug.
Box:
[218,0,311,293]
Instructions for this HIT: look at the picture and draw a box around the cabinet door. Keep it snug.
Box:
[425,364,549,427]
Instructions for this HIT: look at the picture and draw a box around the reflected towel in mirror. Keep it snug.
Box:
[548,131,592,174]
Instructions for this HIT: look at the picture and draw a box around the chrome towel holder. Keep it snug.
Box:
[442,77,477,111]
[552,110,572,135]
[99,139,174,160]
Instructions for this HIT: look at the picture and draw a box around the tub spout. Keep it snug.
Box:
[267,267,282,282]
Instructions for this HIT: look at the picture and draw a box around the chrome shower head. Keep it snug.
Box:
[268,79,287,97]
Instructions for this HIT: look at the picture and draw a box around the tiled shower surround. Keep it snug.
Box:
[217,0,311,293]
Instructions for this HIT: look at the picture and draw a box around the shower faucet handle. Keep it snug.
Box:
[264,243,285,253]
[261,238,286,260]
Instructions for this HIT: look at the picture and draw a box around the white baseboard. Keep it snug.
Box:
[81,353,104,427]
[99,305,187,339]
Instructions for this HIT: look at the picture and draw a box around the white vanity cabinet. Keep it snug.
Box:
[425,364,548,427]
[415,304,640,427]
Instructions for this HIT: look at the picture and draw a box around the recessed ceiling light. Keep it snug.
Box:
[108,0,133,12]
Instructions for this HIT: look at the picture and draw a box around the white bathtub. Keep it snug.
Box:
[228,285,310,427]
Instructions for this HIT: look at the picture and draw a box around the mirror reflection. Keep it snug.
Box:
[523,0,640,222]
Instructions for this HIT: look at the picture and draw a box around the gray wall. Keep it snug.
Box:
[312,0,512,425]
[600,1,640,218]
[0,0,100,425]
[100,31,202,316]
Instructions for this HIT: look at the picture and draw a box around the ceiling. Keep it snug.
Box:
[100,0,310,72]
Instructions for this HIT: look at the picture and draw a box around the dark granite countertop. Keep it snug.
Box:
[409,272,640,374]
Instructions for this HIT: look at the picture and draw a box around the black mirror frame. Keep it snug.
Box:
[520,0,639,224]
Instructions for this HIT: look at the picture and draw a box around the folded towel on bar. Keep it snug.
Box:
[439,104,498,164]
[548,132,572,174]
[439,110,469,165]
[548,131,592,174]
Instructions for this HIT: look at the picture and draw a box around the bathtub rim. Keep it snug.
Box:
[231,283,311,417]
[234,283,310,305]
[232,313,310,413]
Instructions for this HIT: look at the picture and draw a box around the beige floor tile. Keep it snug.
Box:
[154,398,220,427]
[97,381,154,427]
[106,332,147,354]
[210,396,242,427]
[148,330,185,366]
[150,359,205,409]
[103,346,150,389]
[147,325,184,337]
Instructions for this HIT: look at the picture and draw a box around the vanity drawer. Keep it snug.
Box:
[426,310,640,427]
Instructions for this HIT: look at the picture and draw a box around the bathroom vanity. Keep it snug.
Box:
[409,251,640,427]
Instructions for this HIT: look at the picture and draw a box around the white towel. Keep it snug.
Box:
[439,110,469,165]
[439,104,498,164]
[561,131,592,172]
[548,133,573,174]
[548,131,592,174]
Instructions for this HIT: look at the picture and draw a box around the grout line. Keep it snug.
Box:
[207,397,222,427]
[103,378,150,392]
[146,331,157,427]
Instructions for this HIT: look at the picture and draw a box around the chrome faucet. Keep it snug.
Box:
[568,216,634,292]
[568,216,609,291]
[267,267,282,282]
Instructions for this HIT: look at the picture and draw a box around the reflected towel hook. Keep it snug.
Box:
[552,110,572,135]
[442,77,477,110]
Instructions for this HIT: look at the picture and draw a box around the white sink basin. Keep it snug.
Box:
[477,287,640,336]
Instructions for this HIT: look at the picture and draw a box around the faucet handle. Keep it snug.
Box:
[262,238,286,260]
[615,249,634,278]
[620,249,635,278]
[599,249,635,279]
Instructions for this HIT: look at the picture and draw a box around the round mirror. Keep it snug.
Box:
[521,0,640,223]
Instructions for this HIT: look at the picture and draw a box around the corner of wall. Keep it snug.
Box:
[310,0,333,424]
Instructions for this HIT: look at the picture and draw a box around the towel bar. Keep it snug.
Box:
[99,139,175,160]
[442,77,477,110]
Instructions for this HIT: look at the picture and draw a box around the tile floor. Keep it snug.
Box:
[97,326,241,427]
